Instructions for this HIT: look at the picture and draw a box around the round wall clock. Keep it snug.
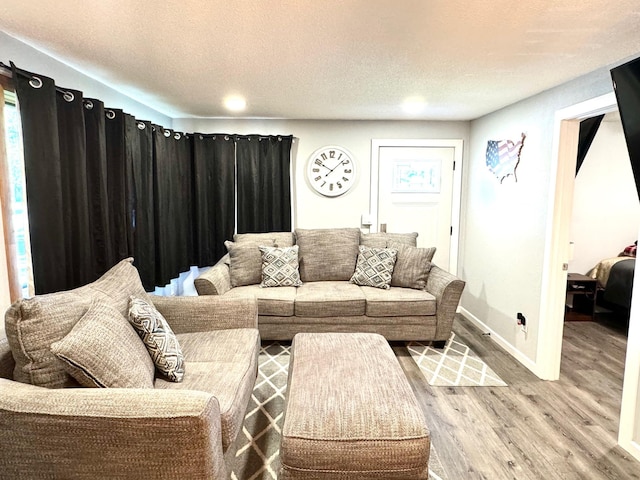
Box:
[306,145,356,197]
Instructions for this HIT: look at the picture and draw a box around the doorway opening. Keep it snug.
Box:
[542,92,640,461]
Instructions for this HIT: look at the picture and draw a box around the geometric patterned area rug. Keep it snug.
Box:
[408,332,507,387]
[231,342,449,480]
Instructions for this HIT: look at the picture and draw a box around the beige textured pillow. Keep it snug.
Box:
[128,297,185,382]
[349,246,398,290]
[51,300,155,388]
[295,228,361,282]
[4,258,150,388]
[225,240,275,287]
[389,242,436,290]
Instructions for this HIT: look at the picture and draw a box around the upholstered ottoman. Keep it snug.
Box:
[280,332,430,479]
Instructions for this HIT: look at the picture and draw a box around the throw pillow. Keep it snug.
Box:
[349,246,397,290]
[128,297,185,382]
[389,242,436,289]
[5,257,150,389]
[50,299,155,388]
[259,246,302,287]
[225,240,275,287]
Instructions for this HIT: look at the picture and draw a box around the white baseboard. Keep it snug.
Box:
[457,307,541,378]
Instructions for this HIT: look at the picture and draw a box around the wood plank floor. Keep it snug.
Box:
[394,315,640,479]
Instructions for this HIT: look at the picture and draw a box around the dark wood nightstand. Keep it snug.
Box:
[566,273,598,321]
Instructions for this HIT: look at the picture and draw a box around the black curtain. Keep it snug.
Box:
[236,135,293,233]
[576,114,604,175]
[14,71,68,294]
[11,64,293,294]
[193,134,236,265]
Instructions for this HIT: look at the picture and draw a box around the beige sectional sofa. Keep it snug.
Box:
[195,228,465,346]
[0,258,260,480]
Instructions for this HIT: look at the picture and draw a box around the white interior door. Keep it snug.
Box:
[371,140,462,273]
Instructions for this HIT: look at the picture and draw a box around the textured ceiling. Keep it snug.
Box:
[1,0,640,120]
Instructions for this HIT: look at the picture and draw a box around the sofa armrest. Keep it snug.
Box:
[150,295,258,334]
[426,265,466,341]
[0,379,226,479]
[0,335,14,380]
[195,255,232,295]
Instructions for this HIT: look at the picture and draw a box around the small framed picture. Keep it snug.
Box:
[392,159,441,193]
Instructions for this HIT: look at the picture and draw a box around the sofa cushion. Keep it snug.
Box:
[259,246,302,287]
[155,328,260,452]
[360,232,418,248]
[295,281,365,317]
[50,300,155,388]
[349,246,397,290]
[4,258,149,388]
[389,243,436,290]
[295,228,360,282]
[225,285,296,316]
[234,231,295,247]
[225,240,275,287]
[128,297,185,382]
[361,286,437,317]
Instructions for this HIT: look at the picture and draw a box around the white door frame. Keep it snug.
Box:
[370,139,463,274]
[541,92,640,461]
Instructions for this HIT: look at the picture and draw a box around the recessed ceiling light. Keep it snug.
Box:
[224,95,247,112]
[402,97,427,115]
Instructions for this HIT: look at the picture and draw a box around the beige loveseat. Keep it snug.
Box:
[195,228,465,346]
[0,258,260,480]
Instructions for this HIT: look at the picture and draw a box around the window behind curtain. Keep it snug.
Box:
[3,90,33,298]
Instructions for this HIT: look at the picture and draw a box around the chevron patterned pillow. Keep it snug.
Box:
[259,245,303,287]
[128,297,185,382]
[349,246,398,290]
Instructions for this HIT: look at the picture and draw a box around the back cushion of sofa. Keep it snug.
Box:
[360,232,418,248]
[4,258,149,388]
[234,232,294,247]
[295,228,360,282]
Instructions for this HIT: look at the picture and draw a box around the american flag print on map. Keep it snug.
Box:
[486,132,526,183]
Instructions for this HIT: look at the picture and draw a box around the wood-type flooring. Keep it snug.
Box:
[394,315,640,479]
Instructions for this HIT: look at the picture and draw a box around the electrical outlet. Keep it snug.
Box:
[517,313,527,333]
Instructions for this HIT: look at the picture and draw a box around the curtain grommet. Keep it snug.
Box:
[164,129,171,138]
[83,100,94,110]
[137,122,146,130]
[106,110,116,120]
[62,91,75,102]
[174,132,181,140]
[29,76,43,89]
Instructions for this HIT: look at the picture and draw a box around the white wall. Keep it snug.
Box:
[569,113,640,274]
[1,32,171,125]
[460,66,617,363]
[174,118,470,235]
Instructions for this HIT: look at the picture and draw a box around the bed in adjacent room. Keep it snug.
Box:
[587,242,636,311]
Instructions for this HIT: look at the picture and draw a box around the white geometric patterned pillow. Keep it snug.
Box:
[128,297,185,382]
[349,246,398,290]
[259,246,303,287]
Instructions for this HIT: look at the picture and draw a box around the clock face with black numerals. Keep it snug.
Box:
[306,146,356,197]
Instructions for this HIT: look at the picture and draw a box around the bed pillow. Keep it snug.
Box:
[259,246,302,287]
[50,300,155,389]
[349,246,397,290]
[128,297,185,382]
[389,243,435,290]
